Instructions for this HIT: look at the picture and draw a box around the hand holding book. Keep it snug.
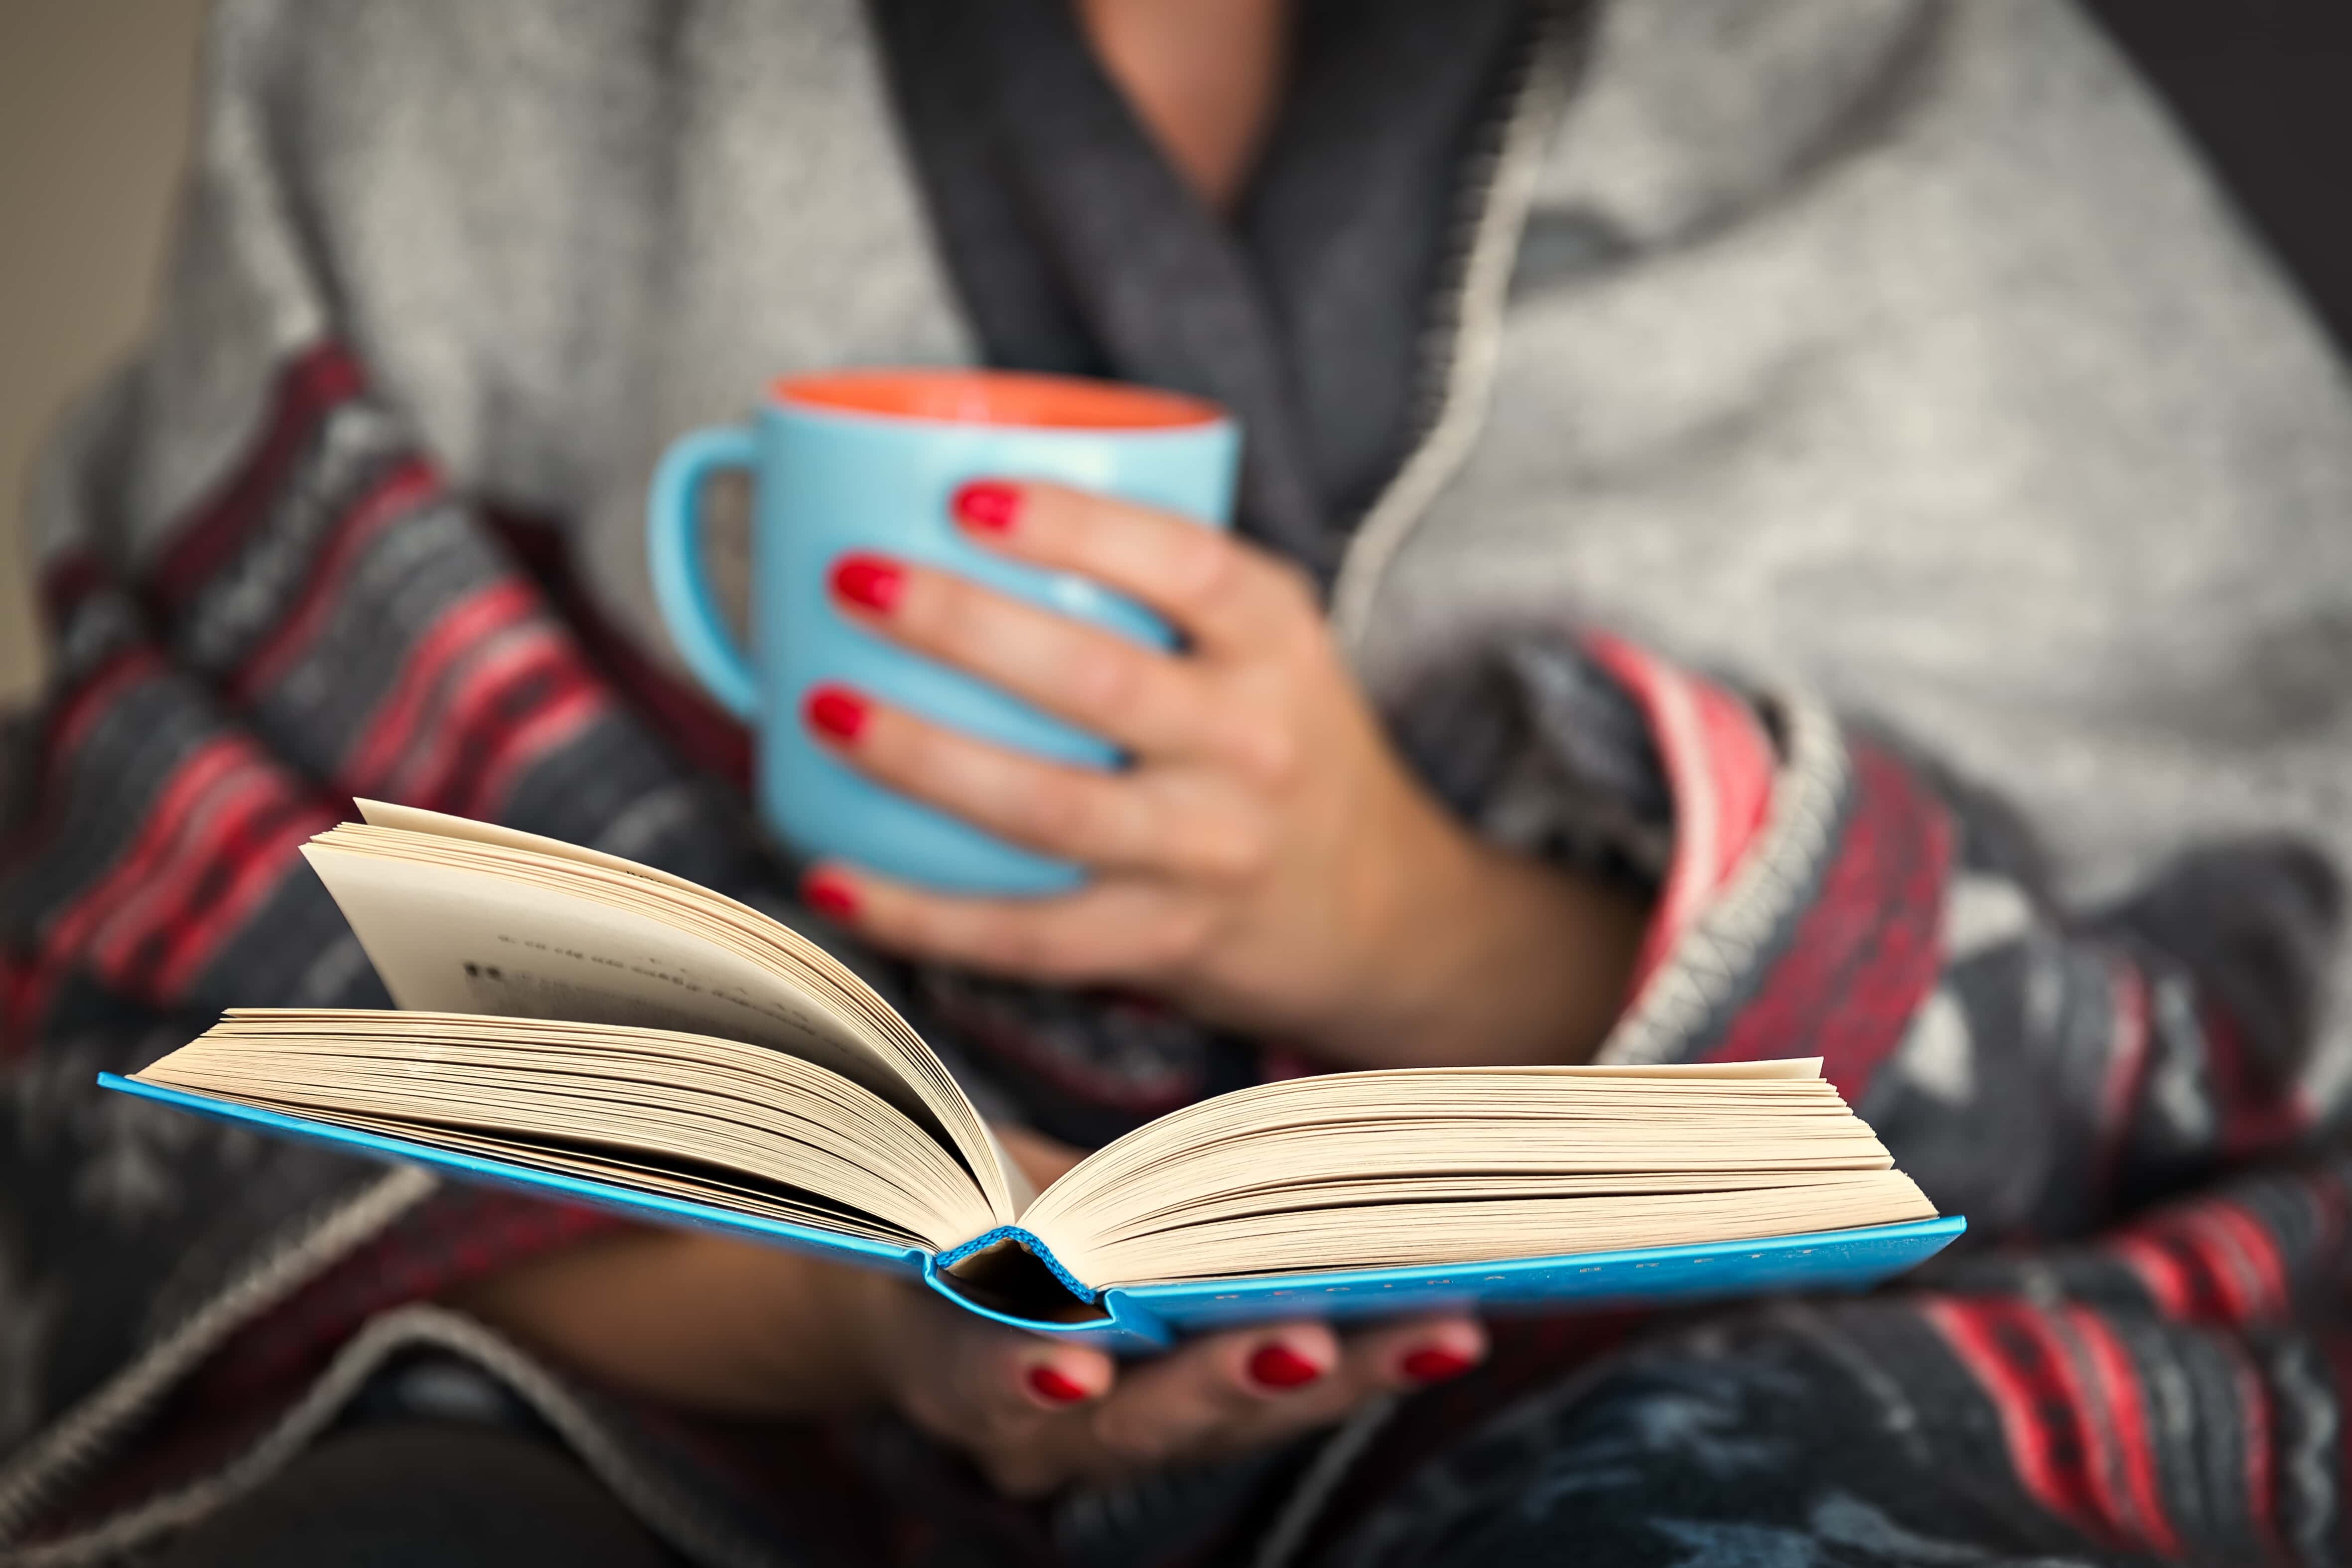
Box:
[454,1162,1487,1498]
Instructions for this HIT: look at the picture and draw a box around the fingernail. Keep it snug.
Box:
[829,553,905,613]
[801,872,859,922]
[951,480,1022,533]
[1247,1343,1324,1391]
[1027,1365,1090,1405]
[1401,1347,1475,1384]
[803,684,869,742]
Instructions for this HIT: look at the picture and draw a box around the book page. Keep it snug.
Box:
[1018,1064,1937,1289]
[138,1011,998,1249]
[307,847,894,1096]
[305,816,1015,1223]
[357,800,719,897]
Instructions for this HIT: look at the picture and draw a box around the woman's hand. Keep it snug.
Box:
[800,479,1647,1067]
[456,1146,1485,1498]
[834,1257,1481,1496]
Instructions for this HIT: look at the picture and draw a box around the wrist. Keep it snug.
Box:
[1330,822,1647,1068]
[455,1229,892,1417]
[810,1261,912,1411]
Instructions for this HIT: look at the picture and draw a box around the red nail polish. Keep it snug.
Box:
[1028,1365,1090,1405]
[951,479,1022,533]
[829,553,905,613]
[801,872,859,921]
[803,685,869,742]
[1401,1347,1475,1384]
[1247,1344,1323,1390]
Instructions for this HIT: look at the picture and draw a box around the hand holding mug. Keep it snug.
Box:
[799,480,1645,1069]
[647,369,1642,1067]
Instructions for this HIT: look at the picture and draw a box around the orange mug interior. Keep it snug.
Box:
[772,368,1222,430]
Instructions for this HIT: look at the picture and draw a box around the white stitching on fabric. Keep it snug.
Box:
[1327,10,1575,654]
[0,1168,433,1544]
[7,1305,783,1568]
[1596,687,1850,1066]
[1250,1395,1401,1568]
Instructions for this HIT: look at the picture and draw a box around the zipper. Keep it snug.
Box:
[1329,0,1584,656]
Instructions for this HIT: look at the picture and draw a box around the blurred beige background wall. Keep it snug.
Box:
[1,0,211,706]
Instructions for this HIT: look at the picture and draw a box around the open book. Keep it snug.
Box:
[104,804,1961,1349]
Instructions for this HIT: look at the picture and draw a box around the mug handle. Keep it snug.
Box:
[647,425,762,720]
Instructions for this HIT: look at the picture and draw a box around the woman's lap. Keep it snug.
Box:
[156,1292,2296,1568]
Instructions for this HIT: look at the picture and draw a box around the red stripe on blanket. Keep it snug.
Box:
[155,795,334,996]
[107,784,324,1000]
[229,455,442,703]
[2061,1303,2185,1558]
[1582,634,1775,997]
[1705,743,1954,1098]
[2104,1164,2348,1328]
[2164,1206,2258,1324]
[2107,1231,2198,1318]
[335,579,544,792]
[2106,1193,2299,1329]
[2203,1003,2310,1158]
[2094,958,2152,1194]
[82,755,331,1001]
[39,734,336,1008]
[2154,1224,2241,1324]
[44,737,246,960]
[0,950,46,1060]
[1925,1296,2202,1555]
[1999,1302,2144,1552]
[1922,1298,2088,1536]
[147,344,367,614]
[0,649,168,1025]
[488,509,755,788]
[465,675,606,815]
[390,633,608,818]
[40,643,166,776]
[2182,1200,2292,1323]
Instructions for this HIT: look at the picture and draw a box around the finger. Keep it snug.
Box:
[828,553,1215,760]
[872,1282,1099,1487]
[1082,1322,1341,1473]
[939,1314,1115,1427]
[802,683,1158,871]
[801,860,1208,986]
[805,686,1276,885]
[1079,1315,1490,1481]
[1012,1344,1115,1412]
[920,1325,1117,1500]
[1331,1314,1488,1394]
[949,480,1318,657]
[992,1339,1122,1496]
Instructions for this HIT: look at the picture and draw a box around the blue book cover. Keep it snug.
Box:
[100,1072,1963,1354]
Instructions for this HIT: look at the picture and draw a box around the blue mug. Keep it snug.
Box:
[647,368,1240,895]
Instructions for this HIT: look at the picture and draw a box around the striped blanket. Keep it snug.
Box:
[1,337,2346,1565]
[7,0,2352,1559]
